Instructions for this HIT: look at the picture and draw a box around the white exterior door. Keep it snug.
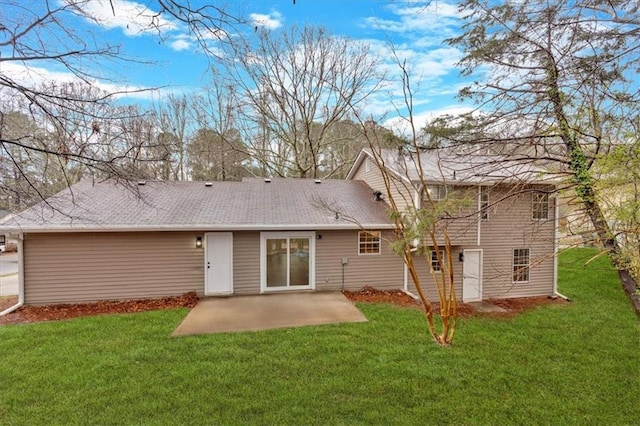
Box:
[462,249,482,302]
[205,232,233,295]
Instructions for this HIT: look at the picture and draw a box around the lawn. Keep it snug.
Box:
[0,248,638,425]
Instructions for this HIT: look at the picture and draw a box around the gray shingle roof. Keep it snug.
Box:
[350,148,558,185]
[0,178,394,232]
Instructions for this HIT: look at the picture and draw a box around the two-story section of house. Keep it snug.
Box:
[346,147,559,302]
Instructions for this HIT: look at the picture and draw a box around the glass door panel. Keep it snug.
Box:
[289,238,309,286]
[266,238,287,288]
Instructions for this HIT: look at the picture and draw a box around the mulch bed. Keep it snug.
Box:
[0,292,199,326]
[0,287,567,326]
[342,285,567,317]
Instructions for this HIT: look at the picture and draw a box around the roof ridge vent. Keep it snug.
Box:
[264,178,271,183]
[314,179,322,184]
[204,182,213,187]
[137,180,146,186]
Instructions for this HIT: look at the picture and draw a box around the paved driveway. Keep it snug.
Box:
[0,253,18,276]
[173,291,367,336]
[0,274,18,297]
[0,253,18,296]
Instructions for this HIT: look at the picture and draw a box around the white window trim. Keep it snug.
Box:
[512,248,530,283]
[260,231,315,293]
[358,230,381,255]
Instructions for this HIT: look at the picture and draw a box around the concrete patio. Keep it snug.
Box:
[172,291,367,336]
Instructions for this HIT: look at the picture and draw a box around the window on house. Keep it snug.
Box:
[431,249,445,272]
[512,248,530,283]
[358,231,381,255]
[424,185,447,201]
[532,192,549,220]
[480,186,489,220]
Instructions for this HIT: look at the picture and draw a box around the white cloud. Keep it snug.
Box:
[364,1,462,45]
[384,105,476,137]
[250,12,283,30]
[62,0,177,36]
[170,39,191,51]
[1,62,156,101]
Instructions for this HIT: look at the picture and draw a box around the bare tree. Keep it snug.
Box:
[228,25,384,178]
[154,94,191,180]
[186,128,248,181]
[188,74,251,179]
[0,0,243,209]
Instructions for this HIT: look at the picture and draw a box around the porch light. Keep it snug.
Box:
[196,236,203,248]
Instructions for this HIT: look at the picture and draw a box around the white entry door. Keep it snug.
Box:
[205,232,233,295]
[462,249,482,302]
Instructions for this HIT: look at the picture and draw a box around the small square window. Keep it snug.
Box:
[532,192,549,220]
[513,248,530,283]
[358,231,381,255]
[431,249,445,272]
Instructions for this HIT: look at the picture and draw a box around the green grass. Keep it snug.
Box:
[1,248,638,425]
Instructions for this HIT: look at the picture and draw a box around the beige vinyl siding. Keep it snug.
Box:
[232,231,260,294]
[315,230,404,291]
[425,186,479,246]
[478,184,555,298]
[351,157,414,211]
[405,248,463,300]
[23,232,203,305]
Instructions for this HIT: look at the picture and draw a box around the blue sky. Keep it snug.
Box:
[4,0,475,130]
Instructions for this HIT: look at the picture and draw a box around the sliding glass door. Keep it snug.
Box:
[261,232,315,291]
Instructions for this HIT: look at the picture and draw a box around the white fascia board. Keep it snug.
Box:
[345,150,369,180]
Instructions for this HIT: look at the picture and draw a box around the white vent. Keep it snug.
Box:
[137,181,146,186]
[264,178,272,183]
[204,182,213,187]
[314,179,321,184]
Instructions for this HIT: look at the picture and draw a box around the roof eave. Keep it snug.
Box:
[2,223,396,234]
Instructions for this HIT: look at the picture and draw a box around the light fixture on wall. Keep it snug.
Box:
[196,236,203,248]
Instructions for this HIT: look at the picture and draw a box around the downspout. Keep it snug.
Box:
[553,196,570,301]
[402,187,422,299]
[477,186,481,246]
[0,234,24,316]
[402,246,420,299]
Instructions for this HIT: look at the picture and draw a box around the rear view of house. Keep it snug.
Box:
[1,146,560,309]
[1,178,403,306]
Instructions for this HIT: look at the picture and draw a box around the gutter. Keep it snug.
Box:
[1,223,397,234]
[0,234,24,316]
